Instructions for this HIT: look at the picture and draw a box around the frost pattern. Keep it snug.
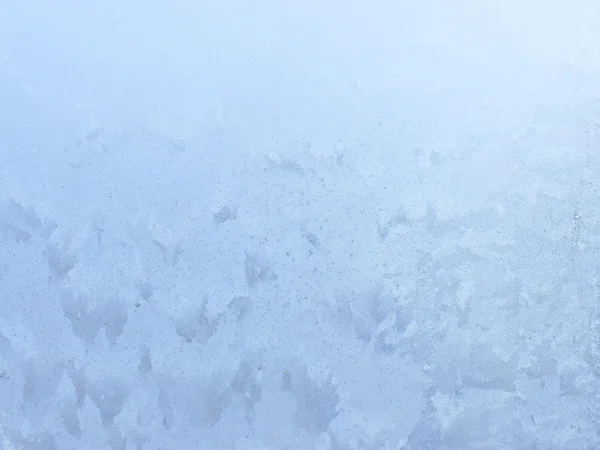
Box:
[1,1,600,449]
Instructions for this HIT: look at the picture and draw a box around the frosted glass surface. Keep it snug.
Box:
[1,1,600,448]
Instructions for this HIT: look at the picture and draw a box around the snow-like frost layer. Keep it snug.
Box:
[1,0,600,448]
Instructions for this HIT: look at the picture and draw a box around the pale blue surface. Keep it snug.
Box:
[1,1,600,448]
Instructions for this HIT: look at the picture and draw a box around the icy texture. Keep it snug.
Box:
[1,0,600,448]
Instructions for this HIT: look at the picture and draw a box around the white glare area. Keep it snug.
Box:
[1,0,600,448]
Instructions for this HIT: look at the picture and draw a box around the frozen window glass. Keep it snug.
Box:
[1,1,600,448]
